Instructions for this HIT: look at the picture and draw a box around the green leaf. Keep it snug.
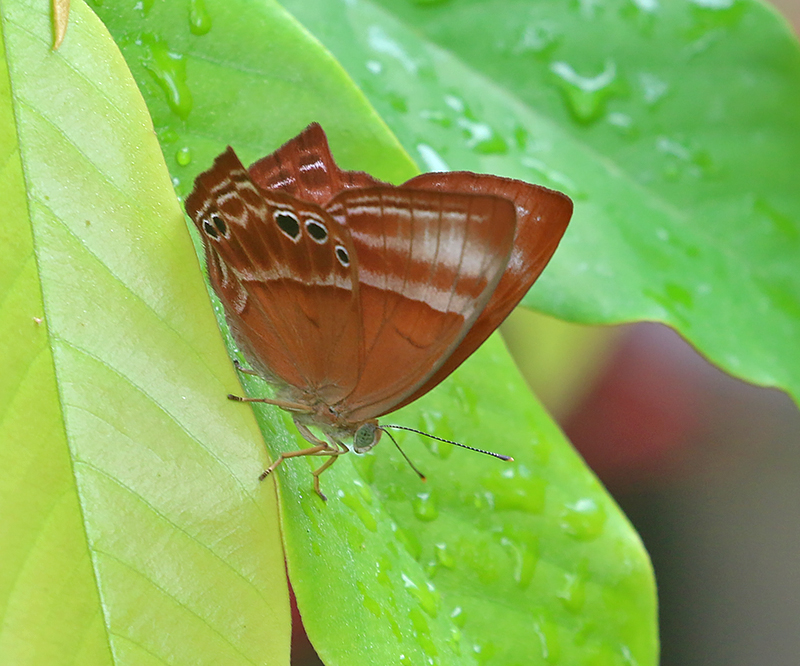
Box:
[87,0,416,195]
[280,0,800,407]
[88,0,656,664]
[0,1,288,663]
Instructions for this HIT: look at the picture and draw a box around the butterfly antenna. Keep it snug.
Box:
[382,425,513,462]
[378,427,427,482]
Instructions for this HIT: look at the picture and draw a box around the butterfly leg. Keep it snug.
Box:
[311,455,343,502]
[258,443,328,482]
[233,359,261,376]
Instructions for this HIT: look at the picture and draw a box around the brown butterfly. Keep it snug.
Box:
[185,123,572,499]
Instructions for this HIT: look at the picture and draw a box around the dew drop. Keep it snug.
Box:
[393,523,422,560]
[338,487,378,532]
[377,554,394,588]
[389,615,403,640]
[560,498,607,541]
[417,144,450,172]
[450,605,466,628]
[450,382,478,417]
[189,0,212,35]
[134,0,154,15]
[443,94,465,114]
[419,109,452,128]
[352,478,375,505]
[409,607,438,656]
[434,542,456,569]
[357,581,382,617]
[481,466,546,514]
[607,112,637,139]
[558,563,588,614]
[639,72,669,106]
[447,626,462,656]
[687,0,746,36]
[368,25,418,74]
[418,411,454,459]
[140,34,193,120]
[576,0,603,18]
[656,136,715,180]
[620,0,658,33]
[386,91,408,113]
[520,156,585,200]
[402,573,440,618]
[498,532,539,589]
[175,146,192,166]
[160,128,180,144]
[472,640,497,664]
[512,23,561,58]
[458,118,508,154]
[464,489,493,512]
[534,619,561,663]
[413,491,439,522]
[550,59,618,124]
[631,0,658,11]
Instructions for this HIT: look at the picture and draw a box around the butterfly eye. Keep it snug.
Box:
[305,219,328,243]
[210,212,227,236]
[335,245,350,267]
[203,218,219,239]
[353,423,380,453]
[274,211,301,240]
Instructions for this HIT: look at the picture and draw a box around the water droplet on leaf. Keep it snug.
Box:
[550,59,618,124]
[560,498,606,541]
[413,490,439,522]
[189,0,212,35]
[175,146,192,166]
[140,34,193,120]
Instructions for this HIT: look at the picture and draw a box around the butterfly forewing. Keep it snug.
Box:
[324,187,517,422]
[186,148,363,404]
[248,123,385,206]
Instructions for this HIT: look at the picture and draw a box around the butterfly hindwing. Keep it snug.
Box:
[389,172,573,410]
[248,123,385,206]
[324,186,517,422]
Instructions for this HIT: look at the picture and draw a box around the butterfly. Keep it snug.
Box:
[185,123,572,499]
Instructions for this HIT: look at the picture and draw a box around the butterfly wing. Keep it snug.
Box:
[324,186,518,423]
[185,147,363,404]
[247,123,385,206]
[389,172,573,411]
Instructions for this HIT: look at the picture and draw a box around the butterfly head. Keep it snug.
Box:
[352,421,382,454]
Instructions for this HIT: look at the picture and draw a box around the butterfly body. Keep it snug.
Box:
[186,123,572,499]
